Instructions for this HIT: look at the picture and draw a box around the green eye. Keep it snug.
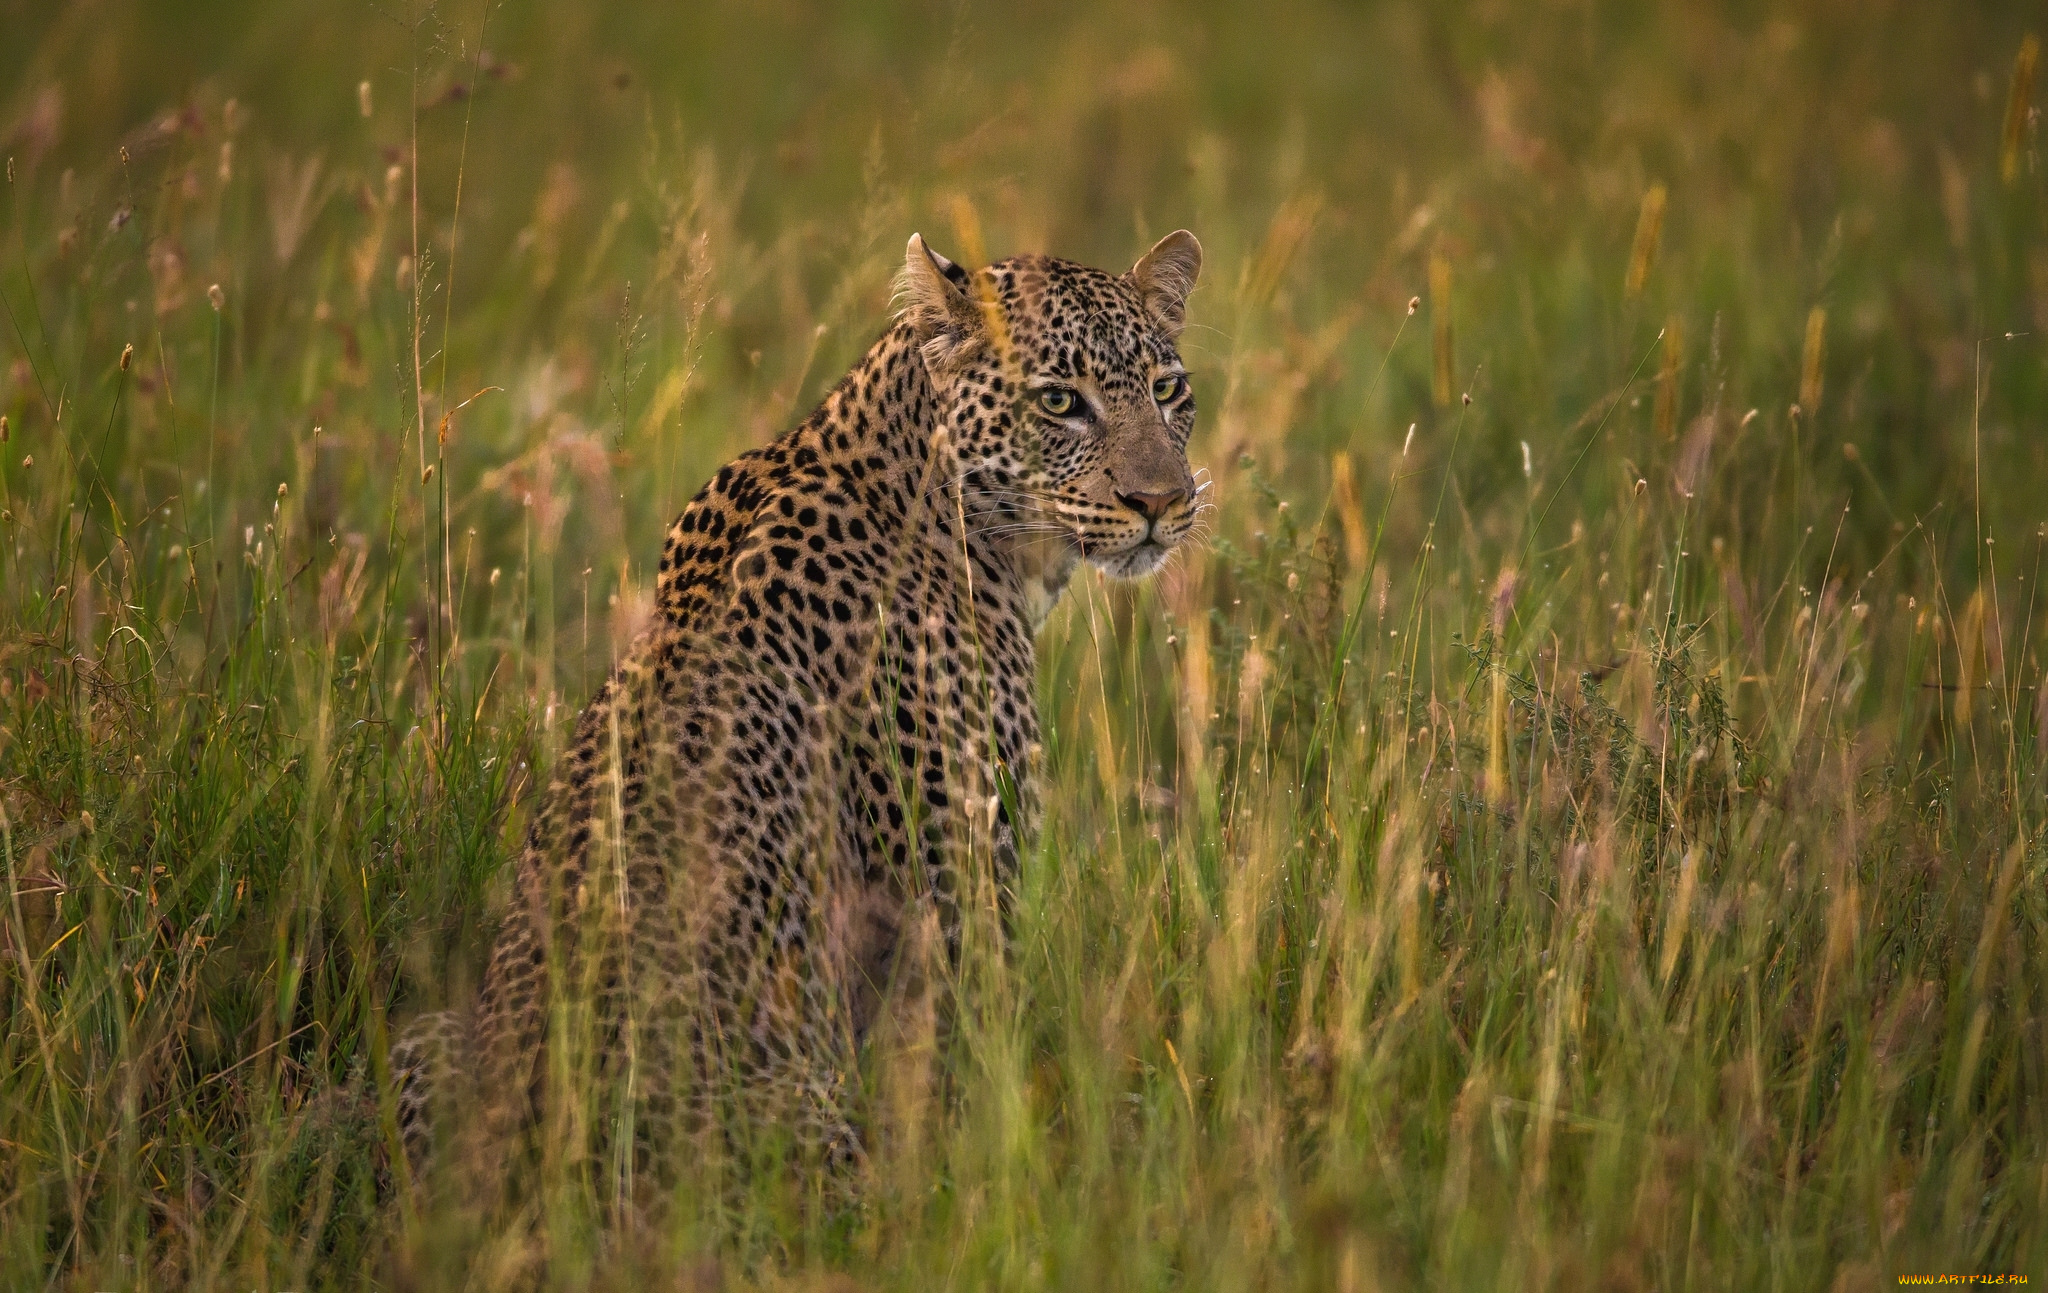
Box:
[1152,374,1184,403]
[1038,388,1080,418]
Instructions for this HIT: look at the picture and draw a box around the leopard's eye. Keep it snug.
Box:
[1038,388,1081,418]
[1152,374,1185,404]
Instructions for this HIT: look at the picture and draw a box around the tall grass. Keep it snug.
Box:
[2,1,2044,1286]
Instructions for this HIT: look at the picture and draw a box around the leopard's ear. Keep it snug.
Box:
[898,233,982,369]
[1128,229,1202,337]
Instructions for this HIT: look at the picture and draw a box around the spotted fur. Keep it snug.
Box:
[394,230,1206,1188]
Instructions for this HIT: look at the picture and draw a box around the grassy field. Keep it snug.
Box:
[2,1,2045,1287]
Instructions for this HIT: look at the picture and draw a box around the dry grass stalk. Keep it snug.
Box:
[1429,244,1454,407]
[1799,306,1827,417]
[1246,194,1321,307]
[1329,451,1370,573]
[1653,315,1683,440]
[1955,587,1987,725]
[1624,182,1667,298]
[2002,33,2039,184]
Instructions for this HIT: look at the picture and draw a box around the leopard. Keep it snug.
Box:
[392,228,1206,1196]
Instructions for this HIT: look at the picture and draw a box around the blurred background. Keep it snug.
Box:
[6,1,2043,695]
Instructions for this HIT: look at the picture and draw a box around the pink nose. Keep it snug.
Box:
[1115,488,1186,521]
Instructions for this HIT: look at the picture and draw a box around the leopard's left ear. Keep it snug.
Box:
[1128,230,1202,337]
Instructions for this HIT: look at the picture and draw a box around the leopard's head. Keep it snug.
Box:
[900,230,1205,580]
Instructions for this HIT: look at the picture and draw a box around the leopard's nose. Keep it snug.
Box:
[1114,488,1186,522]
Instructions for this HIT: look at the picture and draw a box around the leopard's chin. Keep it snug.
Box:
[1089,538,1177,580]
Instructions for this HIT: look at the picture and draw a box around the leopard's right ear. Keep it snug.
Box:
[1129,229,1202,337]
[898,233,982,370]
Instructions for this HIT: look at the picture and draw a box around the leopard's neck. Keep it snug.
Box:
[808,325,1076,626]
[653,323,1075,637]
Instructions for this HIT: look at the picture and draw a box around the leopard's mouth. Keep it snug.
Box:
[1047,495,1193,578]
